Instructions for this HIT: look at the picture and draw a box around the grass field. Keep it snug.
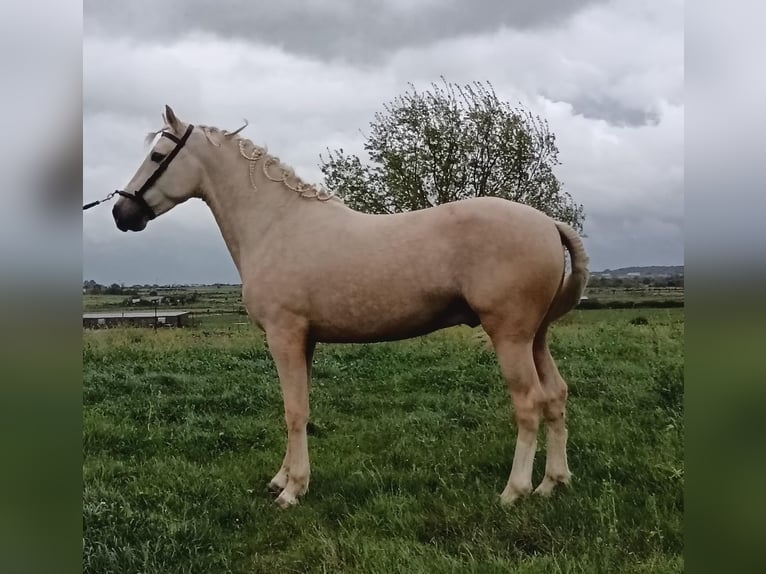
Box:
[82,308,684,573]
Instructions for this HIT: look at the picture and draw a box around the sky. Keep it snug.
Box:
[83,0,684,285]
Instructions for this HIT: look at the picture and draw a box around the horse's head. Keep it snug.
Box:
[112,105,203,232]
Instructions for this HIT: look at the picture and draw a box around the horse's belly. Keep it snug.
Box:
[309,294,480,343]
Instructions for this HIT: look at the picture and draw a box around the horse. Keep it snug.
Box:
[111,105,590,509]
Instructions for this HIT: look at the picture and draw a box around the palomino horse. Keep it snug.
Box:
[111,106,589,509]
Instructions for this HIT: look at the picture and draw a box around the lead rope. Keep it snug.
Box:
[83,191,117,211]
[85,133,339,212]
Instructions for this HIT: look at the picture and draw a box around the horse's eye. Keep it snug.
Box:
[151,151,166,163]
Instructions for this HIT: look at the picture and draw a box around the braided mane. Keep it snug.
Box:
[143,120,342,203]
[203,124,341,203]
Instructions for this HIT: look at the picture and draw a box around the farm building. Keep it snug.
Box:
[83,310,192,329]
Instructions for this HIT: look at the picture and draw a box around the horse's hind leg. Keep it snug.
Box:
[487,329,545,505]
[532,328,573,496]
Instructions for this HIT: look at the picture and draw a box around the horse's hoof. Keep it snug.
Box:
[500,483,532,506]
[275,491,298,509]
[268,480,285,494]
[499,492,521,506]
[534,473,572,496]
[533,477,557,496]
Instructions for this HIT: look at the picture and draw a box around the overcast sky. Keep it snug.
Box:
[83,0,683,285]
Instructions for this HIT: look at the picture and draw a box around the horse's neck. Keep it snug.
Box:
[199,149,300,275]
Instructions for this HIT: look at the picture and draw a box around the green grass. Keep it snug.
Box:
[82,308,684,573]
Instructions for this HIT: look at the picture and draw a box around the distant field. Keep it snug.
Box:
[585,286,683,302]
[83,286,244,313]
[82,308,684,573]
[82,283,684,323]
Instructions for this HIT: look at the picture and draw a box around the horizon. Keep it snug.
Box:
[83,263,685,288]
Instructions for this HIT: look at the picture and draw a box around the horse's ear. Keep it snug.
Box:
[203,127,223,147]
[164,105,182,132]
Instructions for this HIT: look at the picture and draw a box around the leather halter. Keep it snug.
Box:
[115,124,195,219]
[83,123,195,217]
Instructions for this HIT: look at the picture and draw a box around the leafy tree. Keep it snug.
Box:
[320,77,584,231]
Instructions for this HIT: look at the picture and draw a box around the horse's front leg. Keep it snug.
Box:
[266,327,313,509]
[268,339,316,494]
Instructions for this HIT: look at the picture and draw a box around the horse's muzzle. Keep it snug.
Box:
[113,203,147,232]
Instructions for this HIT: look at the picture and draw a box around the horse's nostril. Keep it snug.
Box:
[112,205,128,231]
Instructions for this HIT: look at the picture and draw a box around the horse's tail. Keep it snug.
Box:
[543,221,590,325]
[473,219,589,348]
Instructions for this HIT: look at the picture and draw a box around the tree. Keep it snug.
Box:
[320,77,585,231]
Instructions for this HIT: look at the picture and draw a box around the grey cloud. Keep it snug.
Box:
[565,95,660,127]
[83,0,684,283]
[84,0,606,63]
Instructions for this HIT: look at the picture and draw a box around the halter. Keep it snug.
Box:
[83,124,195,219]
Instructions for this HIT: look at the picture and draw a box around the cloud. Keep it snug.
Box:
[84,0,606,64]
[84,0,684,283]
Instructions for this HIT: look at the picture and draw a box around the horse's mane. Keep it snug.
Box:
[144,120,343,203]
[145,122,341,203]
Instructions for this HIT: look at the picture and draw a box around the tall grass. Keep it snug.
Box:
[83,308,683,573]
